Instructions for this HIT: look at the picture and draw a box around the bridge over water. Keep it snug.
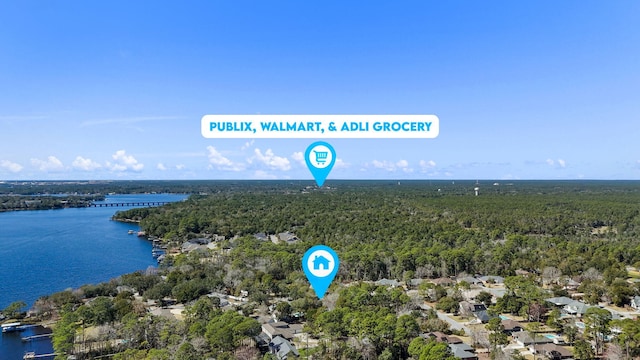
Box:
[90,201,172,207]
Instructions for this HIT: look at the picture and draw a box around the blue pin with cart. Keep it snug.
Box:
[305,141,336,187]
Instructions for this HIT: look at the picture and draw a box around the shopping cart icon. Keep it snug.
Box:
[313,150,328,165]
[305,141,336,187]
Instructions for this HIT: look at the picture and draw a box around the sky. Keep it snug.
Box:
[1,1,639,181]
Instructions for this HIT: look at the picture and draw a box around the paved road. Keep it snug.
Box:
[420,302,472,334]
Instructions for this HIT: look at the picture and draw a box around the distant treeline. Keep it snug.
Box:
[0,194,105,212]
[4,179,640,196]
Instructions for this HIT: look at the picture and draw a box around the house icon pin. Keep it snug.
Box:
[312,255,331,271]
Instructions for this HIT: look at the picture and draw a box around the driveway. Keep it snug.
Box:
[420,302,472,334]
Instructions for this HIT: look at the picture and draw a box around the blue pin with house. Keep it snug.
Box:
[302,245,340,299]
[305,141,336,187]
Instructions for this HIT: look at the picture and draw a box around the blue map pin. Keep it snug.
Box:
[302,245,340,299]
[305,141,336,187]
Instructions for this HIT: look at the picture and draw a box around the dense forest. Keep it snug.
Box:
[9,180,640,359]
[116,180,640,279]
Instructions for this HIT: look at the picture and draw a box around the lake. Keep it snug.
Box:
[0,193,187,358]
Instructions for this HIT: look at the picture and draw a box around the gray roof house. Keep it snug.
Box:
[375,278,401,287]
[631,296,640,310]
[545,297,575,307]
[269,336,299,359]
[512,331,553,347]
[563,301,593,316]
[459,301,496,323]
[262,321,303,340]
[277,232,299,244]
[449,343,478,360]
[180,238,211,253]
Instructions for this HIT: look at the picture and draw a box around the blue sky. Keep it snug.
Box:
[1,1,639,180]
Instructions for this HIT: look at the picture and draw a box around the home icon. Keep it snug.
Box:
[312,255,331,271]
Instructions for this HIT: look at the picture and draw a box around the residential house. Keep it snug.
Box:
[180,238,211,253]
[424,331,463,344]
[430,277,455,286]
[559,276,581,290]
[546,296,595,316]
[460,301,487,314]
[448,343,478,360]
[538,343,573,359]
[501,319,524,334]
[459,301,495,323]
[269,335,299,359]
[375,278,401,288]
[206,293,230,307]
[116,285,135,294]
[407,278,425,288]
[278,232,299,244]
[262,321,303,341]
[631,296,640,310]
[254,232,269,241]
[212,234,225,242]
[457,276,483,286]
[512,331,553,348]
[478,275,504,285]
[563,301,593,317]
[545,297,575,308]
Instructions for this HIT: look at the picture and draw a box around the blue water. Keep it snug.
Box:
[0,326,54,360]
[0,193,187,358]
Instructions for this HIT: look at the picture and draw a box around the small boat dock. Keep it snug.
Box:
[1,322,22,333]
[23,352,56,359]
[22,333,53,341]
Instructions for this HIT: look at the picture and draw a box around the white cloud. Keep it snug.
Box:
[72,156,101,171]
[372,160,394,171]
[291,151,305,166]
[397,160,413,173]
[557,159,566,168]
[0,160,23,173]
[253,170,278,179]
[252,148,291,171]
[207,146,233,167]
[334,158,349,169]
[31,156,65,172]
[241,140,255,151]
[176,164,186,170]
[546,158,567,168]
[419,160,436,169]
[371,159,412,172]
[157,163,167,171]
[106,150,144,172]
[206,146,244,171]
